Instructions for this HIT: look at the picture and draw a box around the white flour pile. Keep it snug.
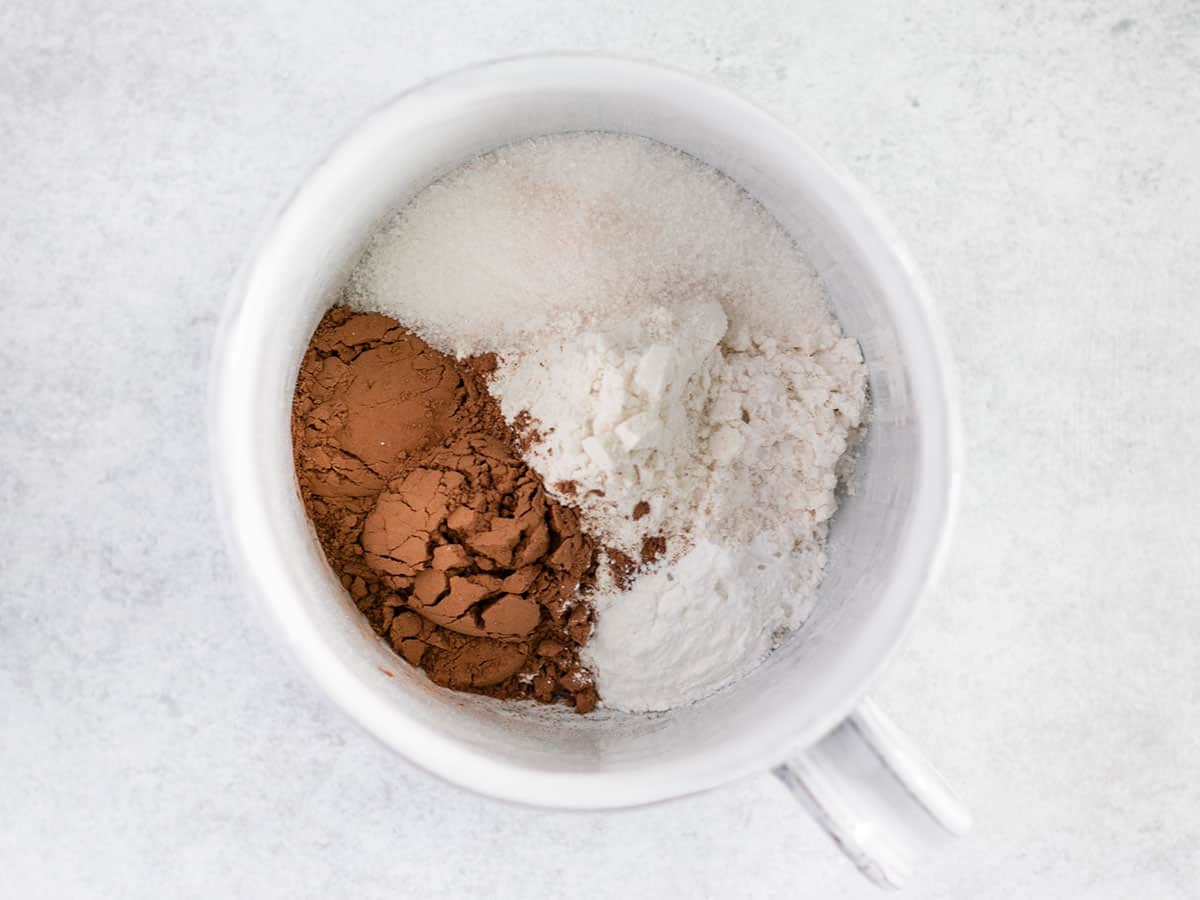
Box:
[350,133,868,712]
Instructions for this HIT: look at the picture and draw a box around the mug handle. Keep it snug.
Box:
[773,698,971,889]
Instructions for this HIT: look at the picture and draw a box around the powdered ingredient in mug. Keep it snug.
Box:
[342,132,869,711]
[291,307,600,712]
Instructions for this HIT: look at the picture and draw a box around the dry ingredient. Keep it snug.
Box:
[495,298,867,711]
[349,133,836,358]
[334,132,869,712]
[487,299,867,557]
[583,537,824,712]
[292,307,599,712]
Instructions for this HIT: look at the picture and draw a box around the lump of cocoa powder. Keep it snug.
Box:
[292,306,599,712]
[361,432,592,642]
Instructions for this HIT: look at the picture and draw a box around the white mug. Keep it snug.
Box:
[211,55,969,888]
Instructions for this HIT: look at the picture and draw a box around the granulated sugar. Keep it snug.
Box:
[348,132,868,712]
[349,133,835,357]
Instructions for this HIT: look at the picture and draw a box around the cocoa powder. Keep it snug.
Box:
[291,306,599,712]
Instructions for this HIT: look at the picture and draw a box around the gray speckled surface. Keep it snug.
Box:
[3,2,1199,897]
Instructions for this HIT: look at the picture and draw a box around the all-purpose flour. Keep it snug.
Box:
[350,133,868,712]
[492,301,866,711]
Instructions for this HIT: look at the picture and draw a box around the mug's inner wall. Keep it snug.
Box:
[260,76,923,774]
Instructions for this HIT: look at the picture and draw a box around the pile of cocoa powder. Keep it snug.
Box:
[291,306,599,712]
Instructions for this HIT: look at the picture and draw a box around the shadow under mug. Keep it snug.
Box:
[211,55,969,888]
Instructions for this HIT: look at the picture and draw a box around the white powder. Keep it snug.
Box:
[582,537,825,712]
[699,324,867,550]
[488,302,867,559]
[349,133,835,357]
[491,301,866,711]
[349,132,868,712]
[488,300,727,556]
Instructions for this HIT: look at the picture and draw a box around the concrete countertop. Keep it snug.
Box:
[3,1,1197,897]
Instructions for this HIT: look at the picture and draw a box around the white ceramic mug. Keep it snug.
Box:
[211,55,969,888]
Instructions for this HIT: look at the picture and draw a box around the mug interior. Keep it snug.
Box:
[212,57,956,808]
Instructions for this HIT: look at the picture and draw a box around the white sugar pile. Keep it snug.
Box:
[349,132,868,712]
[349,133,835,357]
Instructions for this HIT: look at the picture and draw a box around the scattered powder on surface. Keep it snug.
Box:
[291,307,599,713]
[345,132,869,712]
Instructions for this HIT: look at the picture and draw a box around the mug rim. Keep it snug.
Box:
[210,53,961,809]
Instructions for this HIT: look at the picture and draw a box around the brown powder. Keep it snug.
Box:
[292,306,599,713]
[640,535,667,565]
[605,548,638,591]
